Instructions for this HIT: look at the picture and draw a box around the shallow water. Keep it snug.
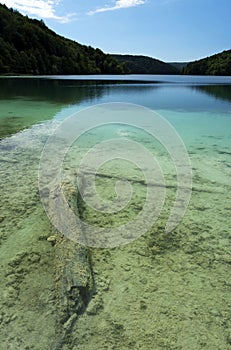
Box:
[0,75,231,349]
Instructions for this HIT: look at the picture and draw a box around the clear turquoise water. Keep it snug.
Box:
[0,76,231,349]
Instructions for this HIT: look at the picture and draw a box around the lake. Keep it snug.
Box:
[0,75,231,350]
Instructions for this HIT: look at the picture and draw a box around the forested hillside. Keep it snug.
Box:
[0,4,128,75]
[168,62,188,70]
[1,4,229,76]
[182,50,231,76]
[112,54,179,74]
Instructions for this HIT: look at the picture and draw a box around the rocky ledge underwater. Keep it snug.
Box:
[0,122,231,350]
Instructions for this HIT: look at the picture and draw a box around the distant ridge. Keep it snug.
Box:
[112,54,179,75]
[168,62,188,70]
[182,50,231,76]
[0,4,128,75]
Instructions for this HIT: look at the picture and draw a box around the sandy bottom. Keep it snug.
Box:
[0,120,231,350]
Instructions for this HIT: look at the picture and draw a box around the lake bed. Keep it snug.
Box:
[0,75,231,350]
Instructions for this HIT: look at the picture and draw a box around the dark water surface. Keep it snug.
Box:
[1,75,231,138]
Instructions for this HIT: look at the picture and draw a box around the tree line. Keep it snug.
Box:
[182,50,231,76]
[0,4,128,75]
[112,54,179,74]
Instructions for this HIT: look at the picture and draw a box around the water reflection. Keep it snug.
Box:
[0,78,107,138]
[0,77,231,139]
[0,78,106,103]
[0,78,157,138]
[192,85,231,103]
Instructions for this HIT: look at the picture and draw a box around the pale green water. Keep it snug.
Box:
[0,76,231,349]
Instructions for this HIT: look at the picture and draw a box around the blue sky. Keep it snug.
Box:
[0,0,230,62]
